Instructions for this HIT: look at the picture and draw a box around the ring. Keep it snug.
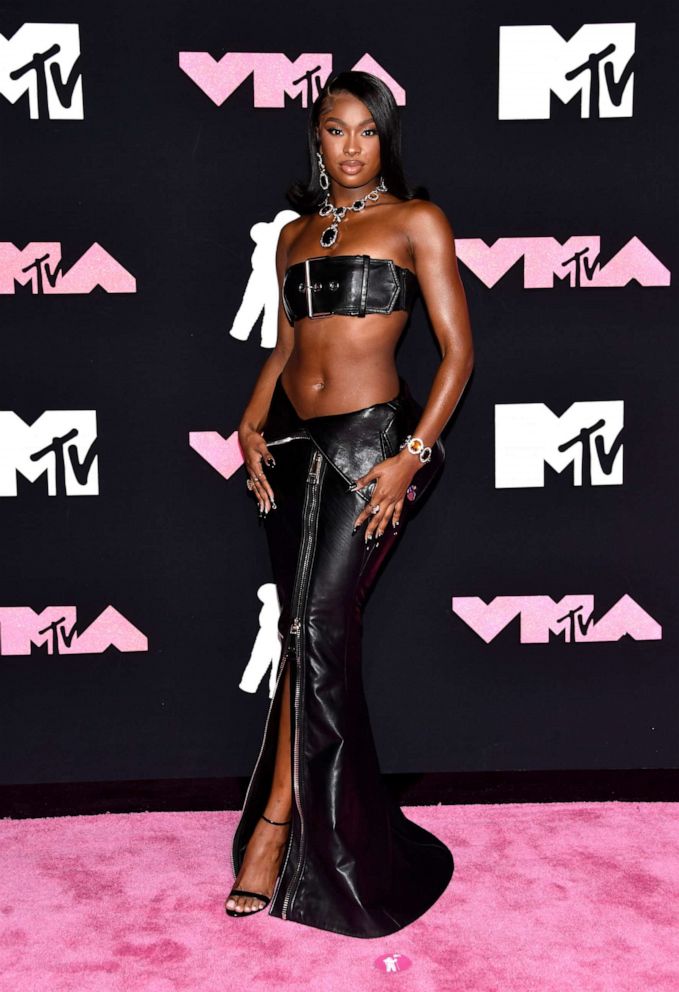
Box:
[370,504,380,515]
[246,478,254,490]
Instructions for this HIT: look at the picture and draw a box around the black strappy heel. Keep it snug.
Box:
[225,813,292,917]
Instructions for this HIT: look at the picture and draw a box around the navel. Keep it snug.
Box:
[312,381,326,391]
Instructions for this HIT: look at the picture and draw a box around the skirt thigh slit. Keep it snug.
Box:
[231,390,454,937]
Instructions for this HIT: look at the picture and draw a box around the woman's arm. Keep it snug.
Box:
[399,200,474,452]
[238,223,296,513]
[351,201,474,539]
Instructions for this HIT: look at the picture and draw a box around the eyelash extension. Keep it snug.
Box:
[326,127,378,137]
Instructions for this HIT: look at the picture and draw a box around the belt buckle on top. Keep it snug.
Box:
[303,258,332,319]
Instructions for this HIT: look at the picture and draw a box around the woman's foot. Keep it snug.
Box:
[226,814,291,914]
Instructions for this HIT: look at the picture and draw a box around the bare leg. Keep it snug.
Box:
[226,657,293,913]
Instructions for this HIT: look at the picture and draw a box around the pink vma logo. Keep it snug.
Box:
[178,52,405,106]
[456,236,670,288]
[452,595,661,643]
[0,607,148,655]
[0,243,136,294]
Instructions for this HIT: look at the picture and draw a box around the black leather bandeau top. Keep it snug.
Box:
[282,254,419,325]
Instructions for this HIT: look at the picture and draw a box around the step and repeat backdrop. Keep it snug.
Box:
[1,0,677,789]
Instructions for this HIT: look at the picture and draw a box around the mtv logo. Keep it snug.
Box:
[0,22,83,119]
[0,411,98,496]
[499,23,635,120]
[495,401,624,488]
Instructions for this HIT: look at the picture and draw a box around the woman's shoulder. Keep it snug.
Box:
[399,197,449,218]
[399,197,454,238]
[278,214,310,255]
[280,214,307,238]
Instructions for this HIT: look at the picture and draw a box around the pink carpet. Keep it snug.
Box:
[1,802,677,992]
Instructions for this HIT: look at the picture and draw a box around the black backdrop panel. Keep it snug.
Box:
[1,0,677,786]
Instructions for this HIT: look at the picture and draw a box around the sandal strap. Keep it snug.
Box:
[261,813,291,826]
[228,888,270,903]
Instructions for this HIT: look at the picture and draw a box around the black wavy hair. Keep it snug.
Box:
[286,69,429,214]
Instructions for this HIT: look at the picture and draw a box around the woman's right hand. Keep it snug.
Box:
[239,425,276,515]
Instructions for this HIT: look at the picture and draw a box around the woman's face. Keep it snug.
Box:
[315,91,381,189]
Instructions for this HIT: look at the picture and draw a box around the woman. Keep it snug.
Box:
[226,70,474,937]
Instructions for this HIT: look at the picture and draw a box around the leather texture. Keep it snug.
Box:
[282,254,419,325]
[231,376,453,938]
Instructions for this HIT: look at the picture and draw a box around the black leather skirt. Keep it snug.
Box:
[231,375,454,938]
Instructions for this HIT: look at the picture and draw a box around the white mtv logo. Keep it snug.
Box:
[0,411,98,496]
[495,401,624,488]
[239,583,283,698]
[499,23,635,119]
[228,210,299,349]
[0,23,83,119]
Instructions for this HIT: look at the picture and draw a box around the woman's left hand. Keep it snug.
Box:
[351,452,418,541]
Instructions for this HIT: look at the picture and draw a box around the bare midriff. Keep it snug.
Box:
[279,200,415,420]
[279,309,410,419]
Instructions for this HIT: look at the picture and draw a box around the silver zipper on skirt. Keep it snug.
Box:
[276,446,324,919]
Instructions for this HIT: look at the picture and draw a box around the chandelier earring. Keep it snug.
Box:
[316,149,329,191]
